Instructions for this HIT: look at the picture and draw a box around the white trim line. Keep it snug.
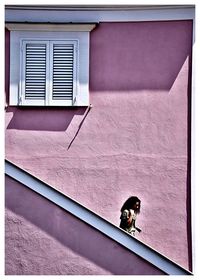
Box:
[5,159,192,275]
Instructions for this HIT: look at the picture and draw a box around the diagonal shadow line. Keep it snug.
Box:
[5,175,165,275]
[67,105,92,150]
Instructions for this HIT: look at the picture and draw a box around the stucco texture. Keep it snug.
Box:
[5,21,192,270]
[5,176,165,275]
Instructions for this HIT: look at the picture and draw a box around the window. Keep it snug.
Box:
[21,40,77,106]
[6,23,96,106]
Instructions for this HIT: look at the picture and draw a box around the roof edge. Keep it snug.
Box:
[5,4,195,11]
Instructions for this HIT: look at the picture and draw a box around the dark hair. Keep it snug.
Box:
[120,196,141,214]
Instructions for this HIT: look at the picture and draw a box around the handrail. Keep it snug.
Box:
[5,159,192,275]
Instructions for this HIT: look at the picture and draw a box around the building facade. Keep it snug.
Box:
[5,5,195,275]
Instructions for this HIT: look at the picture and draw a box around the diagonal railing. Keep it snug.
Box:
[5,159,192,275]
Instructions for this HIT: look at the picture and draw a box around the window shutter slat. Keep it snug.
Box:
[52,44,74,100]
[25,43,46,100]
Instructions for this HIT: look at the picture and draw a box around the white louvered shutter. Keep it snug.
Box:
[52,43,75,103]
[24,43,47,101]
[20,40,78,106]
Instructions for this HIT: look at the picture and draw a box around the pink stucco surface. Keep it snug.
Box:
[5,176,165,275]
[5,20,192,270]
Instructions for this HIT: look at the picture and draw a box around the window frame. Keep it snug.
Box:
[6,23,96,106]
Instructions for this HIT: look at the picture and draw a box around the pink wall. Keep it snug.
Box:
[5,176,165,275]
[5,20,192,270]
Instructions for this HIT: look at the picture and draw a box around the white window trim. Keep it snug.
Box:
[6,23,96,106]
[6,23,97,32]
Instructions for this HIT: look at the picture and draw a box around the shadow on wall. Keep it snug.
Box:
[5,28,87,132]
[5,176,164,275]
[5,22,192,131]
[6,107,87,131]
[89,21,192,92]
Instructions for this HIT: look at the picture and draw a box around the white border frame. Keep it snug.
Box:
[5,5,196,273]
